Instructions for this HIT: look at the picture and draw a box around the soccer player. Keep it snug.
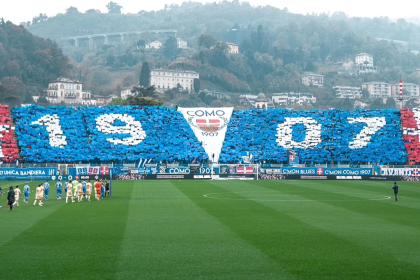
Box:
[72,179,79,199]
[64,180,70,198]
[23,182,30,203]
[33,184,43,206]
[7,186,14,210]
[13,185,22,207]
[100,181,105,199]
[77,181,84,202]
[94,180,102,201]
[40,183,45,205]
[66,182,74,203]
[86,180,92,202]
[82,180,87,199]
[56,180,62,200]
[104,180,110,197]
[44,180,50,200]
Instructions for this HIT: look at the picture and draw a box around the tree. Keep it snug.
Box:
[211,100,224,107]
[198,34,218,49]
[32,13,48,24]
[139,62,150,87]
[66,7,80,15]
[163,36,179,60]
[256,24,264,52]
[341,97,353,110]
[35,96,49,106]
[126,96,163,107]
[106,2,122,14]
[193,78,200,93]
[0,76,25,95]
[208,42,229,68]
[131,85,158,98]
[205,95,217,105]
[370,98,386,109]
[361,88,370,99]
[305,61,316,72]
[385,97,397,109]
[108,97,126,106]
[85,9,101,14]
[198,92,206,102]
[23,92,34,103]
[137,39,145,48]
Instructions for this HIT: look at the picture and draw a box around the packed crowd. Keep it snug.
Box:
[219,108,407,164]
[12,105,206,163]
[5,105,418,165]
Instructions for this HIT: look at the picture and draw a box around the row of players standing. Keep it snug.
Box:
[4,179,110,210]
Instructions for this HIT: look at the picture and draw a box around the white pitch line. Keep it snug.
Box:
[130,195,189,198]
[203,192,391,202]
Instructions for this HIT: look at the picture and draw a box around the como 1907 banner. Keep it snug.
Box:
[276,167,373,176]
[178,107,233,163]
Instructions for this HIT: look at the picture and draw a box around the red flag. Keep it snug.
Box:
[100,166,109,175]
[237,166,254,174]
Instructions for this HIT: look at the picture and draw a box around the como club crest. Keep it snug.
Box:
[187,117,229,132]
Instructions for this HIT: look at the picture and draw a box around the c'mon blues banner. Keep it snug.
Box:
[219,108,407,164]
[280,167,373,176]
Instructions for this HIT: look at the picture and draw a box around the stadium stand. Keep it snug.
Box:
[219,108,407,164]
[9,105,410,164]
[83,106,206,162]
[13,106,90,162]
[12,105,206,163]
[401,108,420,165]
[0,105,19,162]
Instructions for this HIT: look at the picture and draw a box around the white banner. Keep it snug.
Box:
[178,107,233,162]
[381,168,420,176]
[76,166,101,175]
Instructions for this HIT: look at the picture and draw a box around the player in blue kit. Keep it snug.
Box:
[100,180,105,199]
[82,180,87,199]
[56,180,62,200]
[44,180,50,200]
[23,182,30,203]
[64,181,67,198]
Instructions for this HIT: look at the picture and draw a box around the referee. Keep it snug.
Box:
[392,182,399,201]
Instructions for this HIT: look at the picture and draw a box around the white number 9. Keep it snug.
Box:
[95,113,147,146]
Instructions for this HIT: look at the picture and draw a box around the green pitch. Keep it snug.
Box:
[1,180,420,280]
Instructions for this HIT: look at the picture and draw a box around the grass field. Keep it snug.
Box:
[1,179,420,280]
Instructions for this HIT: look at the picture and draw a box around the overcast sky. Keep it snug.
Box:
[1,0,418,25]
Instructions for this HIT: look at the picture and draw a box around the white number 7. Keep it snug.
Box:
[347,117,386,149]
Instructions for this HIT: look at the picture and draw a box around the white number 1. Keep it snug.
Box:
[31,114,67,148]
